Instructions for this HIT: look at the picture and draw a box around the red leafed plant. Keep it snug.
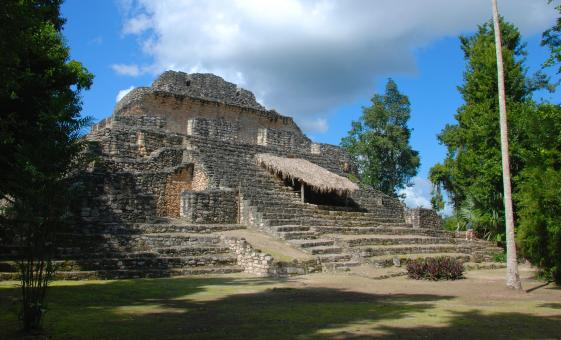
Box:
[406,257,465,281]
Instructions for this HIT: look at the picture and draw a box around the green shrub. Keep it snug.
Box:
[493,251,506,263]
[442,216,460,232]
[517,166,561,284]
[406,257,464,281]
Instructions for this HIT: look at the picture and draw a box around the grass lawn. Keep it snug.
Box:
[0,265,560,339]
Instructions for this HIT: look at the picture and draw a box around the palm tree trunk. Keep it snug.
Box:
[491,0,523,290]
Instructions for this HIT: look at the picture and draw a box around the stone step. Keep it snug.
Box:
[261,212,307,220]
[305,219,393,228]
[331,235,452,247]
[245,190,301,198]
[0,265,245,281]
[260,207,310,214]
[314,209,402,218]
[132,223,245,234]
[366,253,472,268]
[312,205,366,212]
[312,211,403,222]
[51,245,233,259]
[251,203,305,211]
[313,218,405,226]
[289,239,335,248]
[153,246,232,256]
[134,233,223,247]
[0,255,237,272]
[277,231,318,240]
[322,261,362,272]
[378,223,414,228]
[315,253,354,263]
[308,246,343,255]
[269,219,306,227]
[314,226,452,236]
[54,232,226,247]
[353,244,464,257]
[244,196,301,204]
[56,245,230,260]
[272,225,311,233]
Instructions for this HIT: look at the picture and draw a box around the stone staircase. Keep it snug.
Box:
[239,167,503,273]
[0,220,245,280]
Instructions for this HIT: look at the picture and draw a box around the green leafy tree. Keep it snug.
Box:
[542,0,561,77]
[516,103,561,283]
[429,19,539,239]
[0,0,93,331]
[341,79,420,196]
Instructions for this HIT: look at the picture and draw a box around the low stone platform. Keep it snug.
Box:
[0,220,247,280]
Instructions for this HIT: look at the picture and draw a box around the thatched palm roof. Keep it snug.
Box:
[256,153,359,194]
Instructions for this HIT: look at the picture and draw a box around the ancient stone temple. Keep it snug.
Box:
[1,71,501,279]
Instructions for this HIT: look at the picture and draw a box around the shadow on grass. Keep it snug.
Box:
[366,309,561,339]
[0,276,449,339]
[539,302,561,309]
[526,281,555,293]
[1,276,560,339]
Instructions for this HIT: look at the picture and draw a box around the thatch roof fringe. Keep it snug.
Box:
[256,153,359,195]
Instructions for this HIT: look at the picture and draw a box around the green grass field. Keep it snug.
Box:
[1,268,560,339]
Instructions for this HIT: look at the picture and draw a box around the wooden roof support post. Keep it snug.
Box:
[301,181,305,203]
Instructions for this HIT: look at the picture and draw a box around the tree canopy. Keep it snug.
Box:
[542,0,561,77]
[341,79,420,196]
[429,19,537,240]
[0,0,93,330]
[430,16,561,283]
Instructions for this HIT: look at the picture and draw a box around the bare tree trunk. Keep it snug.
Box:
[491,0,523,290]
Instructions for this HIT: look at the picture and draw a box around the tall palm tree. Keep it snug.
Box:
[491,0,523,290]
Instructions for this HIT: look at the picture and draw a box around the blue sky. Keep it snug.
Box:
[61,0,561,210]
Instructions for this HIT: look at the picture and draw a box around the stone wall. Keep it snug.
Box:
[91,113,166,134]
[180,189,238,223]
[222,237,322,277]
[113,72,306,145]
[350,187,405,219]
[77,170,157,224]
[157,165,194,217]
[116,91,303,139]
[151,71,265,111]
[405,208,443,229]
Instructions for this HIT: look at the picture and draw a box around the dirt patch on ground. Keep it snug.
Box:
[295,264,559,302]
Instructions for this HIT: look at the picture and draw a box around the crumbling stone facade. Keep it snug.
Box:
[405,208,443,229]
[181,189,238,223]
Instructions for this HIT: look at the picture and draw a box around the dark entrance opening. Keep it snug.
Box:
[280,175,360,209]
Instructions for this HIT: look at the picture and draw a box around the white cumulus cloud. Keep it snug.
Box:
[117,0,556,121]
[111,63,141,76]
[298,117,329,134]
[116,86,135,102]
[399,176,433,209]
[123,13,152,34]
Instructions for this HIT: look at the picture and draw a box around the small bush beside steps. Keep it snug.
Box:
[406,256,464,281]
